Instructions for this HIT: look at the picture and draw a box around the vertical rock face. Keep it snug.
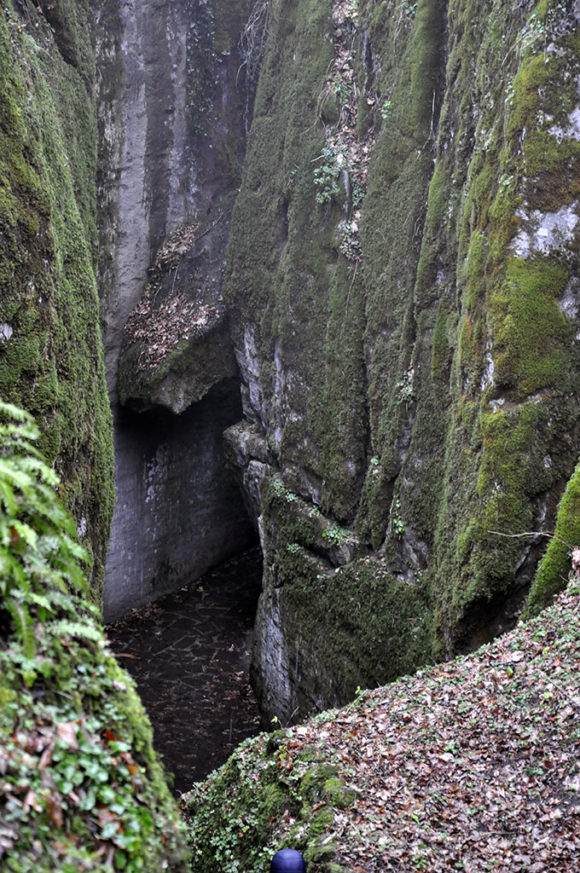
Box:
[224,0,580,722]
[96,0,257,620]
[104,380,253,620]
[0,0,114,597]
[98,0,193,396]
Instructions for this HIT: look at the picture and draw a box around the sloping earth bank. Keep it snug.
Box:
[184,569,580,872]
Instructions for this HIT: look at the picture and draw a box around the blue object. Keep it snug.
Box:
[270,848,306,873]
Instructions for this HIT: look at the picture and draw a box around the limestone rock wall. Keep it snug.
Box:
[104,380,253,620]
[96,0,257,619]
[3,0,579,728]
[224,0,580,722]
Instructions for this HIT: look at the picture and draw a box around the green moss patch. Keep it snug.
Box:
[0,3,113,598]
[184,730,357,873]
[524,460,580,618]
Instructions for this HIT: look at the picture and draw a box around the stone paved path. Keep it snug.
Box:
[106,548,262,794]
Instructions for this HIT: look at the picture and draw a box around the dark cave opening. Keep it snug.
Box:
[104,377,257,622]
[103,374,264,792]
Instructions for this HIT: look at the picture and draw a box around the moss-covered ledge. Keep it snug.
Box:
[118,304,237,415]
[116,216,240,414]
[183,729,357,873]
[251,472,434,724]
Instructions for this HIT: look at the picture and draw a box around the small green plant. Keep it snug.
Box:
[516,12,545,55]
[313,144,349,204]
[412,849,429,870]
[0,402,89,657]
[340,222,362,261]
[498,174,513,193]
[513,6,572,59]
[287,542,301,554]
[352,180,365,208]
[380,98,393,121]
[332,76,350,107]
[504,79,515,105]
[392,500,405,538]
[322,522,350,547]
[271,478,299,502]
[546,2,575,38]
[400,0,417,17]
[396,368,415,405]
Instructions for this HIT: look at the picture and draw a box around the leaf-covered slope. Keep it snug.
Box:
[0,403,189,872]
[185,569,580,872]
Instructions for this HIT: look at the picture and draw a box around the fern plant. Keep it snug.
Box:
[0,400,89,654]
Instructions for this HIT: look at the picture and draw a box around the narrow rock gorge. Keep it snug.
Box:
[93,0,257,619]
[1,5,580,857]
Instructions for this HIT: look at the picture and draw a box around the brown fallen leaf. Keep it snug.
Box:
[56,722,78,750]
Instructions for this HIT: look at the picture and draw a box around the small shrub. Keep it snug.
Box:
[313,144,349,204]
[392,500,405,538]
[322,522,351,547]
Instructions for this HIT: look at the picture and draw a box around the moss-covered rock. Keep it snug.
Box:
[117,223,239,414]
[523,459,580,617]
[252,472,433,723]
[224,0,580,720]
[0,1,113,599]
[430,1,580,654]
[184,729,358,873]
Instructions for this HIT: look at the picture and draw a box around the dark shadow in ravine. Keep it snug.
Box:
[106,547,263,794]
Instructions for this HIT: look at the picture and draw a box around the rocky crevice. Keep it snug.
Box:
[96,0,257,620]
[8,0,579,730]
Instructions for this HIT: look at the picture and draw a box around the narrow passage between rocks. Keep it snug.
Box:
[106,548,263,794]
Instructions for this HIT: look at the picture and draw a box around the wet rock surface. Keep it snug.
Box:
[106,548,263,794]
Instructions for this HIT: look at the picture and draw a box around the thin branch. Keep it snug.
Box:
[488,530,574,550]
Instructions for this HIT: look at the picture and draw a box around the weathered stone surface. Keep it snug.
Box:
[223,422,274,524]
[119,307,238,414]
[97,0,256,616]
[0,0,114,596]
